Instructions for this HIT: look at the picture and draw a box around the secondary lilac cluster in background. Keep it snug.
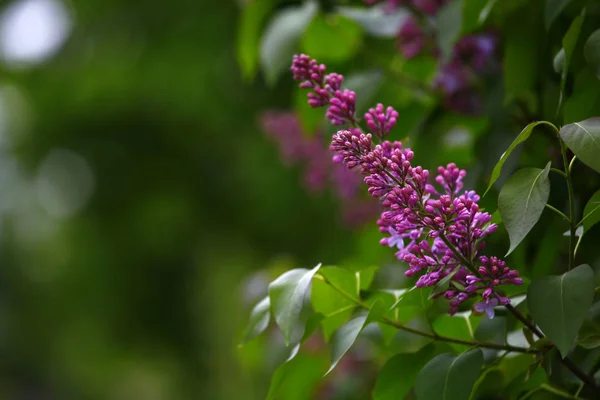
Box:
[260,111,378,227]
[364,0,498,115]
[293,55,523,317]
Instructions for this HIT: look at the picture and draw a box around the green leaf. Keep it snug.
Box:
[584,29,600,79]
[564,68,600,123]
[373,345,437,400]
[477,0,497,25]
[545,0,573,30]
[301,14,363,63]
[237,0,276,81]
[242,296,271,344]
[560,118,600,174]
[462,0,487,33]
[311,269,356,341]
[358,265,379,290]
[436,0,463,61]
[498,163,551,255]
[557,13,585,113]
[582,190,600,231]
[415,348,484,400]
[320,266,360,300]
[266,353,326,400]
[432,315,475,353]
[486,119,553,199]
[269,264,321,345]
[344,70,383,114]
[474,316,507,345]
[553,48,565,74]
[392,286,433,324]
[326,301,384,374]
[336,5,408,38]
[527,264,595,357]
[259,1,318,86]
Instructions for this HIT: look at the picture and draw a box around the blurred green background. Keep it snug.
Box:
[0,0,356,398]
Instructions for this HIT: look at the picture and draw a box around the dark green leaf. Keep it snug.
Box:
[527,264,595,357]
[327,301,384,374]
[242,296,270,344]
[259,1,318,86]
[344,70,383,114]
[584,29,600,79]
[484,119,555,196]
[462,0,486,33]
[237,0,276,80]
[560,118,600,173]
[557,14,585,113]
[373,345,437,400]
[545,0,573,30]
[415,348,484,400]
[336,5,408,38]
[301,14,363,63]
[582,190,600,231]
[436,0,463,60]
[498,163,551,255]
[503,20,539,101]
[475,316,507,345]
[269,264,321,345]
[563,69,600,123]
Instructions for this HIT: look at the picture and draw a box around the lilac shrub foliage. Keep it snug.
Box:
[291,54,523,317]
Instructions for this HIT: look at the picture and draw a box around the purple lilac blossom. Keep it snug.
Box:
[412,0,448,15]
[295,56,522,317]
[364,103,399,139]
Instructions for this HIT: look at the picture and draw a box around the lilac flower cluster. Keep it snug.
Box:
[260,111,378,227]
[293,55,523,317]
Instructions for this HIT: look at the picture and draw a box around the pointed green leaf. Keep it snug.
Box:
[415,348,484,400]
[236,0,276,81]
[432,315,474,353]
[553,48,565,74]
[477,0,497,25]
[373,345,437,400]
[498,163,551,255]
[557,13,584,113]
[527,264,595,357]
[269,264,321,345]
[259,1,318,86]
[484,121,555,196]
[585,29,600,80]
[242,296,271,344]
[582,190,600,231]
[560,118,600,173]
[545,0,572,30]
[266,353,326,400]
[326,301,383,375]
[436,0,463,61]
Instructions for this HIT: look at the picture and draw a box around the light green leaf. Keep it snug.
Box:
[358,265,379,290]
[484,119,555,196]
[242,296,271,344]
[415,348,484,400]
[553,48,565,74]
[527,264,595,357]
[584,29,600,79]
[557,13,585,113]
[311,268,356,341]
[301,14,363,63]
[266,353,326,400]
[269,264,321,345]
[260,1,318,86]
[336,5,408,38]
[560,118,600,173]
[326,301,385,374]
[436,0,463,60]
[545,0,573,30]
[320,266,360,300]
[433,315,474,353]
[237,0,276,81]
[478,0,497,25]
[582,190,600,231]
[498,163,551,255]
[373,345,437,400]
